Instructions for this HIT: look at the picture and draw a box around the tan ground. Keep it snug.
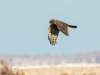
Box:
[12,67,100,75]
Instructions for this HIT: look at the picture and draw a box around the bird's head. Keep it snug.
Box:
[49,19,55,24]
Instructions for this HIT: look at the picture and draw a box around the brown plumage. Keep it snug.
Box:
[48,19,77,45]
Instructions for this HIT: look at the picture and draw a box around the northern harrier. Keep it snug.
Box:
[48,19,77,45]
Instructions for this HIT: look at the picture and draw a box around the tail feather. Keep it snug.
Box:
[68,25,77,28]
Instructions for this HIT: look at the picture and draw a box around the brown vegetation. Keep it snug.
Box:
[0,59,25,75]
[11,67,100,75]
[0,59,100,75]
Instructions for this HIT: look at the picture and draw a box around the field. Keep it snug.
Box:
[10,66,100,75]
[0,59,100,75]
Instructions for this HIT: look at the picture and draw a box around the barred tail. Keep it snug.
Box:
[68,25,77,28]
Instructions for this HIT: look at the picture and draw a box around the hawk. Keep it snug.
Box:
[48,19,77,45]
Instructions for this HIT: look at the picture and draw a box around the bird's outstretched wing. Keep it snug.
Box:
[48,24,59,45]
[56,22,69,36]
[50,19,69,36]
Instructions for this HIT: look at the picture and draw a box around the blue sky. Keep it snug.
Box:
[0,0,100,55]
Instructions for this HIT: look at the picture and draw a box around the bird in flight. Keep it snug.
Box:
[48,19,77,45]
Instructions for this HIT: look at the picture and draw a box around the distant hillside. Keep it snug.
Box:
[0,50,100,66]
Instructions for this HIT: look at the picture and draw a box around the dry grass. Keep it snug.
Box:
[0,59,25,75]
[0,59,100,75]
[11,66,100,75]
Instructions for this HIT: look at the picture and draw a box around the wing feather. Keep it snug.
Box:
[48,24,59,45]
[55,20,69,36]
